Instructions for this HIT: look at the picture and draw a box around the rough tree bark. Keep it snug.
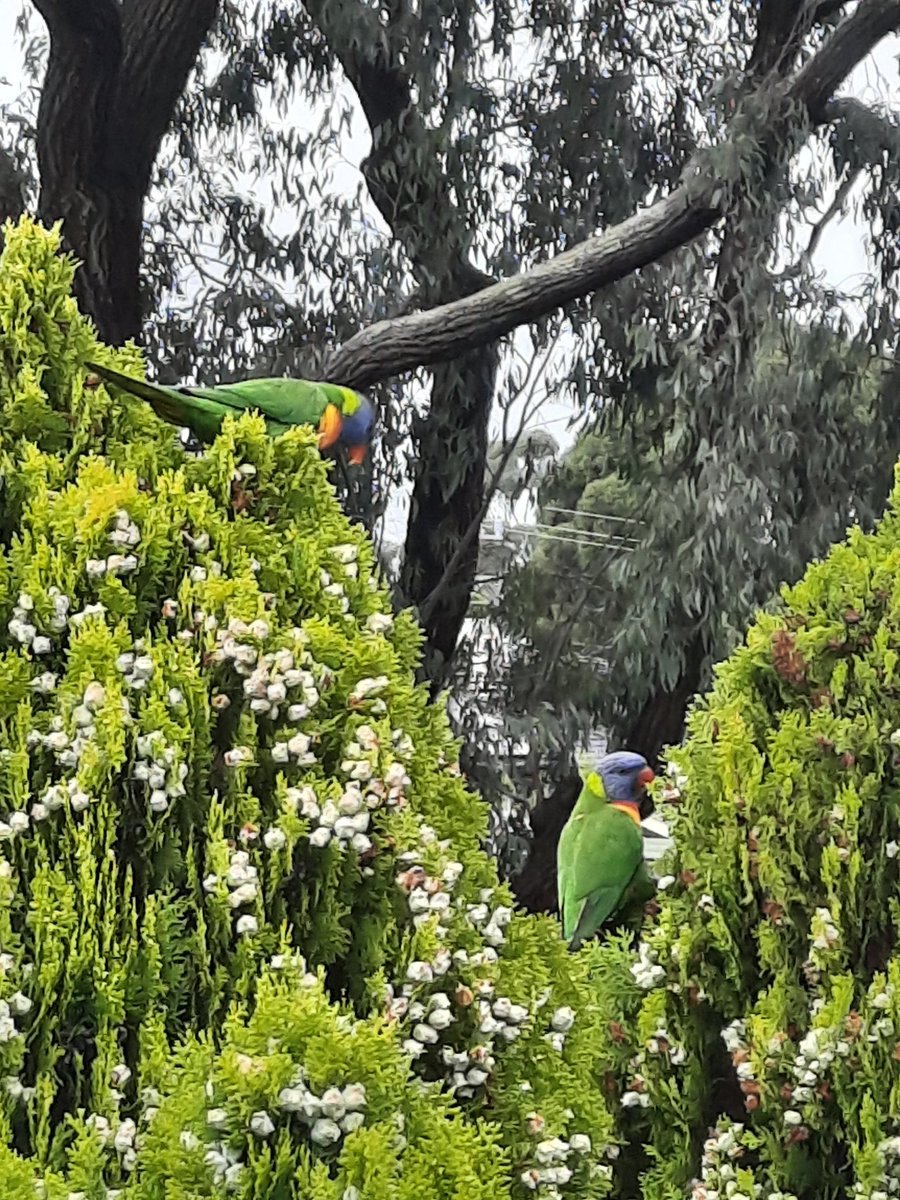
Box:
[0,147,27,250]
[0,148,27,225]
[32,0,220,345]
[305,0,500,688]
[510,0,900,916]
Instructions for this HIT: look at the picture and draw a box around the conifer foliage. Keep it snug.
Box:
[8,214,900,1200]
[609,491,900,1200]
[0,218,615,1197]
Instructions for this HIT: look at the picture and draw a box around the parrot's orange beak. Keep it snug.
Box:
[317,403,343,451]
[637,766,655,788]
[347,445,367,465]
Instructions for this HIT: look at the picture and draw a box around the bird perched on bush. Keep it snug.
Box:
[557,750,657,949]
[84,361,375,464]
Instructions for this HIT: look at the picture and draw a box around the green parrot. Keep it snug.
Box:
[84,360,375,464]
[557,750,657,950]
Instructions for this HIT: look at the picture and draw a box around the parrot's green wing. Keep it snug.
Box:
[558,804,645,949]
[616,860,658,928]
[85,362,333,442]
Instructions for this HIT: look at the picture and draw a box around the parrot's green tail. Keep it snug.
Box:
[85,361,188,428]
[85,359,254,443]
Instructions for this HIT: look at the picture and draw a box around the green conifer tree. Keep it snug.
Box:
[597,483,900,1200]
[0,217,624,1198]
[7,213,899,1200]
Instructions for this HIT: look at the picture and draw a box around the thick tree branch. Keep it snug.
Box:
[747,0,813,78]
[325,0,900,389]
[31,0,220,344]
[824,95,900,158]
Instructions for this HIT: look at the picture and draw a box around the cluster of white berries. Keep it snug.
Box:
[438,1040,495,1098]
[242,646,320,725]
[8,589,69,654]
[465,895,514,950]
[620,1072,651,1110]
[854,1135,900,1200]
[70,601,107,627]
[320,567,351,616]
[116,642,155,691]
[348,674,389,713]
[277,1074,368,1147]
[329,542,360,573]
[631,940,666,990]
[692,1122,758,1200]
[393,978,532,1098]
[365,612,394,635]
[85,509,142,580]
[40,679,108,768]
[133,728,188,815]
[4,1073,34,1105]
[644,1022,687,1066]
[0,993,29,1046]
[203,849,260,936]
[787,1024,844,1107]
[22,681,118,824]
[519,1132,594,1194]
[108,1113,143,1173]
[291,783,372,854]
[810,906,840,953]
[868,987,896,1043]
[83,1074,161,1179]
[386,847,528,1095]
[342,724,411,794]
[33,777,92,824]
[694,1125,798,1200]
[203,1140,245,1193]
[207,621,333,772]
[210,617,317,692]
[396,858,463,933]
[721,1020,747,1055]
[545,1004,574,1055]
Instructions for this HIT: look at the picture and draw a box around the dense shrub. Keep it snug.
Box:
[607,479,900,1200]
[6,214,899,1200]
[0,219,619,1198]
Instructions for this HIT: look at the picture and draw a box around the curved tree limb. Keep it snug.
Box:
[325,0,900,389]
[31,0,220,344]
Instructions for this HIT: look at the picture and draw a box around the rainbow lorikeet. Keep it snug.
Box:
[557,750,657,949]
[84,361,375,464]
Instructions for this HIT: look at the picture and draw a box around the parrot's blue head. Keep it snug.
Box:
[339,393,376,464]
[597,750,655,803]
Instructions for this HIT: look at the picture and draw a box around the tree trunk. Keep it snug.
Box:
[306,0,501,682]
[0,147,27,237]
[510,770,580,917]
[622,631,707,763]
[32,0,220,345]
[400,294,499,688]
